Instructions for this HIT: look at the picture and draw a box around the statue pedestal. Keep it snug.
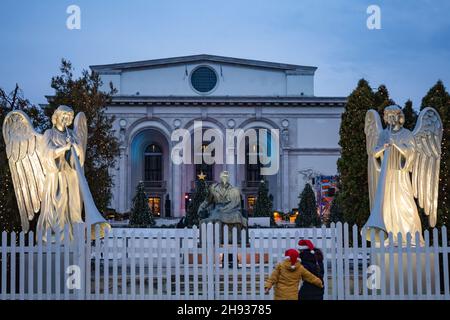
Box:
[371,252,435,295]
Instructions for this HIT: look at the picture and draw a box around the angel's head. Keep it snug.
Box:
[383,105,405,129]
[52,105,74,131]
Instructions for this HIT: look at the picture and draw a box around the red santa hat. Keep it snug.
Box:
[284,249,300,269]
[298,239,315,254]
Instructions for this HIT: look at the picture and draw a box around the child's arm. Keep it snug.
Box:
[300,266,324,288]
[264,263,281,293]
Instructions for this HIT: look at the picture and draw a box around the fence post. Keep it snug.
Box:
[200,223,209,299]
[19,232,25,300]
[207,223,214,300]
[241,227,248,300]
[424,231,432,299]
[442,226,449,299]
[406,233,413,299]
[28,231,35,300]
[232,227,238,300]
[322,225,329,300]
[214,223,220,299]
[343,223,350,299]
[336,222,344,300]
[432,228,440,298]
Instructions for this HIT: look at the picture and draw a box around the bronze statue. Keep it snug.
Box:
[198,171,247,243]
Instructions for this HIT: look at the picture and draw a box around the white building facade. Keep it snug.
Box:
[90,55,346,217]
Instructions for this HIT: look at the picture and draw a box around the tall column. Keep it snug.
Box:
[227,151,237,186]
[172,163,182,217]
[118,146,127,213]
[282,149,289,212]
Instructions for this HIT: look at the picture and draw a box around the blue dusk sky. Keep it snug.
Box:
[0,0,449,108]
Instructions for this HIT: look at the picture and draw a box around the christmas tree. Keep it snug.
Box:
[374,84,395,117]
[129,182,155,227]
[337,79,374,227]
[254,180,273,217]
[185,173,209,227]
[402,99,418,130]
[46,59,120,213]
[328,191,344,226]
[421,80,450,229]
[295,183,321,227]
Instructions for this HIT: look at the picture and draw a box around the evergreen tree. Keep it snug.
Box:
[46,59,120,213]
[129,182,154,227]
[374,84,395,117]
[337,79,374,227]
[295,184,320,227]
[0,85,48,233]
[421,80,450,229]
[254,180,273,217]
[185,177,209,227]
[328,192,344,226]
[402,99,418,130]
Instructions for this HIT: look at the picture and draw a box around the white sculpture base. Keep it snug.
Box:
[371,252,436,295]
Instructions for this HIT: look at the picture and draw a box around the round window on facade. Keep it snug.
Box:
[190,66,218,94]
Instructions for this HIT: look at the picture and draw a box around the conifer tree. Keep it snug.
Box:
[295,184,320,227]
[402,99,418,130]
[129,182,155,227]
[337,79,374,227]
[254,180,273,217]
[374,84,395,117]
[328,192,344,226]
[46,59,119,213]
[421,80,450,229]
[185,177,209,227]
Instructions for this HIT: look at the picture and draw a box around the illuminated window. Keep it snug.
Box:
[148,197,161,216]
[245,131,272,181]
[247,196,256,216]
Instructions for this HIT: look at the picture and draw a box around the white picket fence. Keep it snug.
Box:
[0,222,449,300]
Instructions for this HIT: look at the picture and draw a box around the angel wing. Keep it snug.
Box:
[73,112,87,165]
[412,107,443,227]
[2,111,45,232]
[365,109,383,211]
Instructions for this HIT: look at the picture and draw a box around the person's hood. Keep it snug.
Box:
[282,259,301,272]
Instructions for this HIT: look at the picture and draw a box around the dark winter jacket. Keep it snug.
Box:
[298,249,325,300]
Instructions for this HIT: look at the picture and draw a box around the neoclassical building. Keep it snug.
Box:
[90,55,346,217]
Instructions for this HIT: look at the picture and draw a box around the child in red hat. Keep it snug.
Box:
[297,239,325,300]
[264,248,323,300]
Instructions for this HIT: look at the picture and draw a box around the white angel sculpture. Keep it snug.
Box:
[3,105,87,240]
[364,105,443,245]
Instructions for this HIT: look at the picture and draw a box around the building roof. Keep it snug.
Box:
[90,54,318,73]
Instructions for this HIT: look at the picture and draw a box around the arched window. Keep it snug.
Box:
[144,144,162,181]
[245,130,272,181]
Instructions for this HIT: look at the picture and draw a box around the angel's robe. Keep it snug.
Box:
[37,127,84,239]
[373,128,424,245]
